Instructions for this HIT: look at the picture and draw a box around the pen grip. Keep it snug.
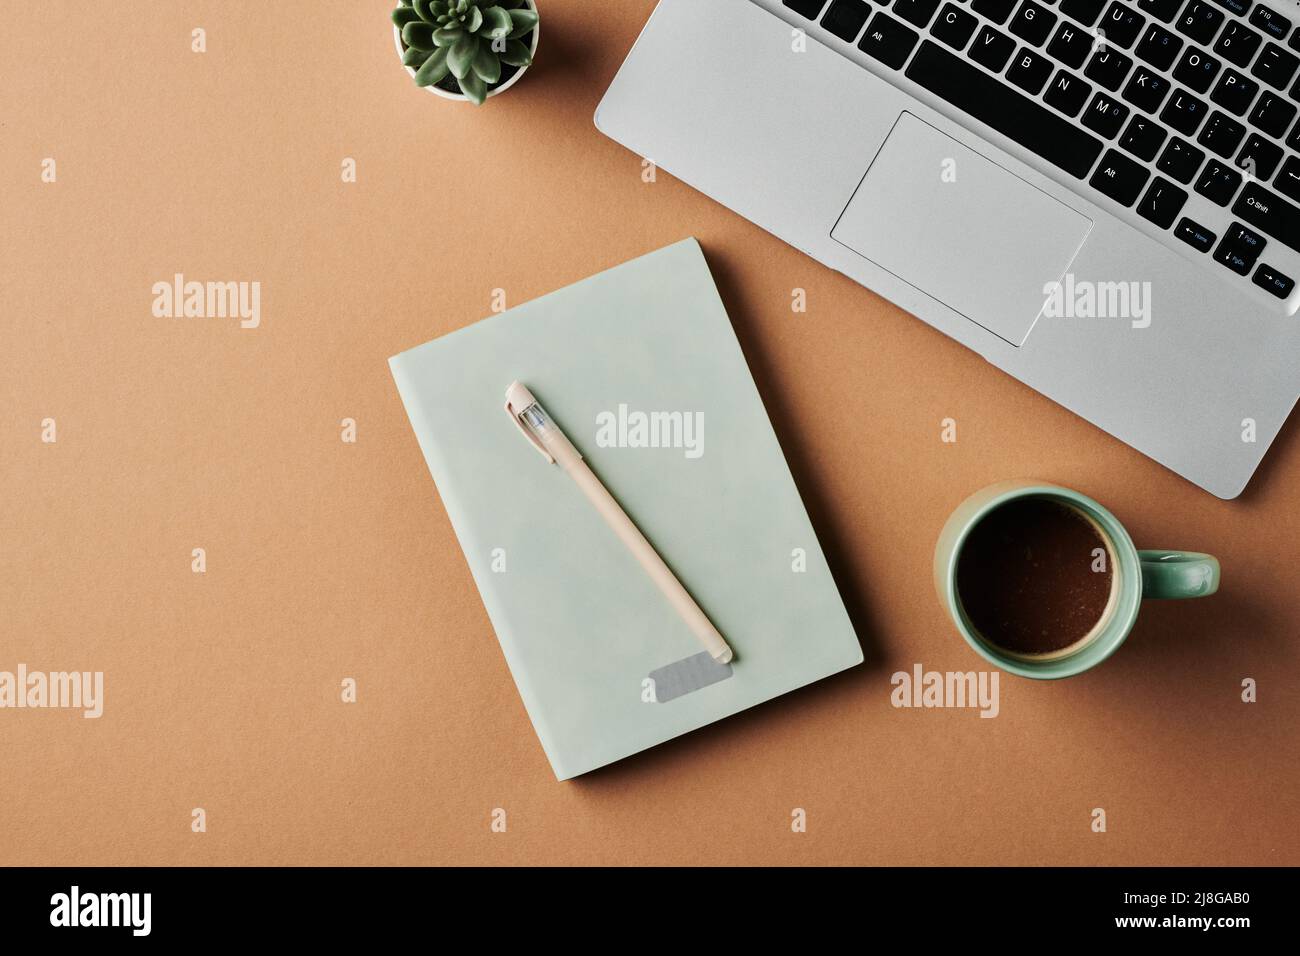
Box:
[562,456,733,664]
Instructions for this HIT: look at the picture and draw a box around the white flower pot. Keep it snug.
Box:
[393,0,540,102]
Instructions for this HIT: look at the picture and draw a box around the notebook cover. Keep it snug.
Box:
[389,238,862,779]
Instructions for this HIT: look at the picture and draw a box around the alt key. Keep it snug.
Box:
[1252,263,1295,298]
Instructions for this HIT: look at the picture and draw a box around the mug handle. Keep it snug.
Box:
[1139,550,1221,599]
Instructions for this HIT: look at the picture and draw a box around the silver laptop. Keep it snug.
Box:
[595,0,1299,498]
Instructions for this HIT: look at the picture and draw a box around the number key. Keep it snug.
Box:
[1135,24,1183,71]
[1086,47,1135,90]
[1159,87,1207,135]
[1124,66,1172,112]
[1172,46,1221,93]
[1082,91,1131,137]
[1176,1,1224,46]
[1214,22,1262,68]
[1099,1,1146,48]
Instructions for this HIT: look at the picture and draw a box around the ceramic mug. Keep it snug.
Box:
[934,481,1220,679]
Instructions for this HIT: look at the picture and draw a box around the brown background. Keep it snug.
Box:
[2,0,1296,866]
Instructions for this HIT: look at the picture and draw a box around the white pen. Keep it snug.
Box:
[504,382,734,664]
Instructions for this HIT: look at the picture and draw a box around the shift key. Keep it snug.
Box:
[1232,183,1300,252]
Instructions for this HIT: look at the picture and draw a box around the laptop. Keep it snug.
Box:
[594,0,1300,498]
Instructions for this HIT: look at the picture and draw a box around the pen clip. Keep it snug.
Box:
[505,390,555,464]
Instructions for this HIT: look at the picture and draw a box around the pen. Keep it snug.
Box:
[504,382,734,664]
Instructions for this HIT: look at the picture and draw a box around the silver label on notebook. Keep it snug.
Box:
[648,651,733,703]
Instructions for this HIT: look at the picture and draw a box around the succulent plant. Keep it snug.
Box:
[393,0,538,105]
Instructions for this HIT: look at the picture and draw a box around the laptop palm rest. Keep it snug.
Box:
[831,112,1093,347]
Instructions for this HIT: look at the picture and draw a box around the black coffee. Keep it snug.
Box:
[956,498,1113,655]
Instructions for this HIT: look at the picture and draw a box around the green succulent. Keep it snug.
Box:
[393,0,538,105]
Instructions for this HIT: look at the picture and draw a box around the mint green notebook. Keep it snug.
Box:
[389,239,862,780]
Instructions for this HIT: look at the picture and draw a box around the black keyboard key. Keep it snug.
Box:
[970,24,1017,69]
[1138,0,1184,23]
[859,12,921,68]
[1008,46,1055,92]
[1252,262,1294,297]
[1273,154,1300,201]
[1125,66,1172,112]
[1248,90,1297,136]
[1210,69,1260,114]
[1137,175,1189,226]
[1045,68,1093,114]
[1158,135,1207,181]
[1214,222,1266,273]
[1059,0,1106,26]
[1176,1,1225,44]
[932,3,979,48]
[972,0,1017,23]
[1010,1,1058,45]
[893,0,942,28]
[1249,6,1291,42]
[1236,132,1284,177]
[1120,114,1169,158]
[823,0,874,39]
[1198,109,1247,154]
[1136,23,1184,70]
[1090,148,1151,203]
[1251,42,1300,88]
[1225,222,1267,257]
[784,0,829,17]
[1161,87,1208,133]
[1175,216,1217,250]
[1195,157,1244,202]
[1046,21,1093,67]
[1287,115,1300,150]
[1100,2,1146,47]
[1082,91,1131,136]
[904,41,1106,176]
[1211,0,1249,16]
[1173,46,1221,92]
[1086,47,1135,90]
[1214,22,1262,66]
[1215,243,1257,273]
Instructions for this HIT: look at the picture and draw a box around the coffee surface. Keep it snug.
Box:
[956,498,1113,655]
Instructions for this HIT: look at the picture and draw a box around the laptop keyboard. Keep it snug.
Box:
[781,0,1300,300]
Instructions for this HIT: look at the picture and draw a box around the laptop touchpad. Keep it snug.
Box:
[831,112,1092,347]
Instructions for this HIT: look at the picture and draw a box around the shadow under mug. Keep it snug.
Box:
[933,481,1221,679]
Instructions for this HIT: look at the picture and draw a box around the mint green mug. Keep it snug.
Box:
[934,481,1220,679]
